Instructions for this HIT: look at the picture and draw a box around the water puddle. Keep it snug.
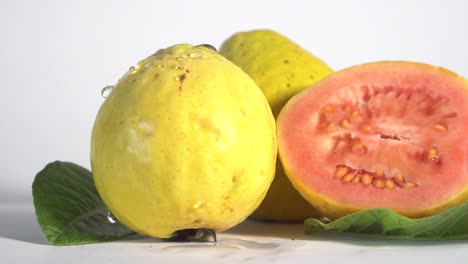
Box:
[161,238,280,253]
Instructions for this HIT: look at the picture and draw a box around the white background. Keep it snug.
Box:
[1,0,468,263]
[2,0,468,202]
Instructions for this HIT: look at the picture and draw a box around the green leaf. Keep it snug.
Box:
[32,161,136,245]
[305,203,468,240]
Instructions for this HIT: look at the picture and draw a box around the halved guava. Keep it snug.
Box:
[278,61,468,219]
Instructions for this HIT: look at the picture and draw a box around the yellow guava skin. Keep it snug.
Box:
[90,44,277,238]
[220,29,333,222]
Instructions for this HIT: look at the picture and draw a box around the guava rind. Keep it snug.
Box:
[220,29,333,221]
[91,44,277,238]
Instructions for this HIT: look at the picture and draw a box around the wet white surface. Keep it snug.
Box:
[2,202,468,264]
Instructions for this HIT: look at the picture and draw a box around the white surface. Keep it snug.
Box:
[2,0,468,263]
[3,202,468,264]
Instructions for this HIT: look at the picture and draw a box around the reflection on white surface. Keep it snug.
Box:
[161,238,280,252]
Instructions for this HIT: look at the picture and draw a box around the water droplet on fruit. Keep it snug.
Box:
[107,211,117,224]
[143,63,152,71]
[154,48,165,55]
[101,85,114,98]
[177,55,189,61]
[189,51,203,59]
[128,66,136,73]
[196,44,217,52]
[193,200,206,209]
[156,64,165,68]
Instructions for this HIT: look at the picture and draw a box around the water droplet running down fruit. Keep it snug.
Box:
[107,211,117,224]
[101,86,114,98]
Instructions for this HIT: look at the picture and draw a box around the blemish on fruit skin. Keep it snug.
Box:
[176,73,187,92]
[232,175,238,183]
[176,74,186,82]
[283,59,290,64]
[138,121,155,135]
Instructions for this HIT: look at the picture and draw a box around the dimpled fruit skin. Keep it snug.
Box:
[220,29,333,221]
[91,44,277,238]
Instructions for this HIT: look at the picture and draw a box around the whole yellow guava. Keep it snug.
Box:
[220,29,333,222]
[91,44,277,238]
